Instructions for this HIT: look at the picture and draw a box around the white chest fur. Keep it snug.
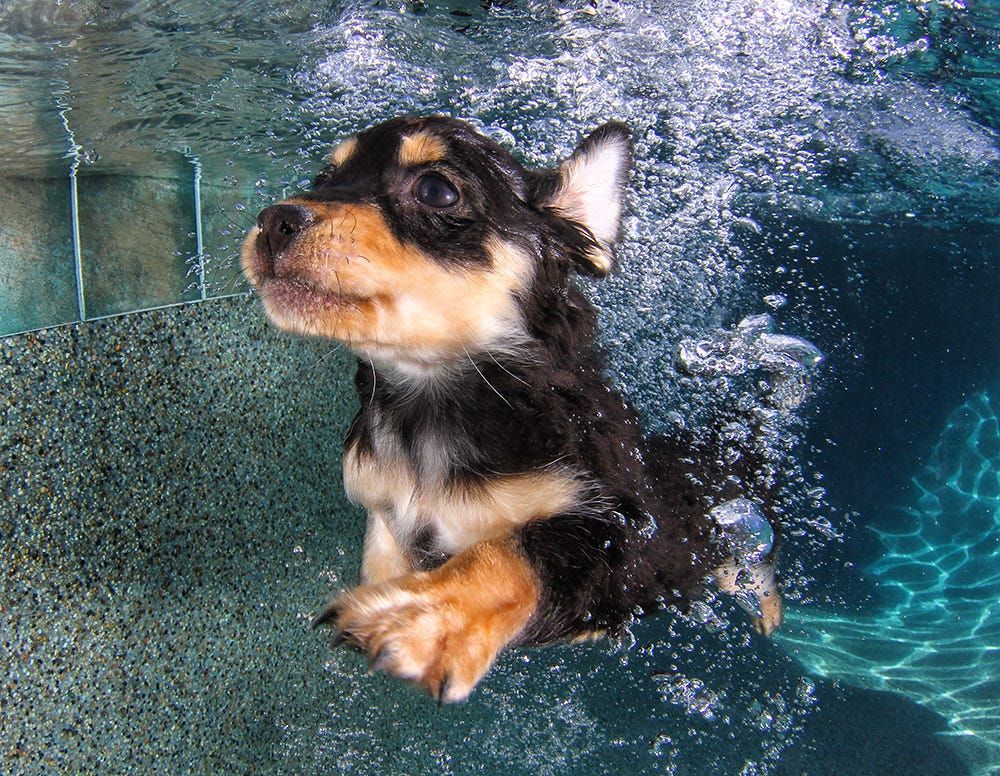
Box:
[342,434,586,557]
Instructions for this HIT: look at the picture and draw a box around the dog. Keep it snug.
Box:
[241,116,783,704]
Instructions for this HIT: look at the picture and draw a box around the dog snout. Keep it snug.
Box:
[256,204,314,262]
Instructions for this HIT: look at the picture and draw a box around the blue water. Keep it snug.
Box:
[0,0,998,773]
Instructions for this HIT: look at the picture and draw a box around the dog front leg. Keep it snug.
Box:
[360,510,412,584]
[316,538,539,704]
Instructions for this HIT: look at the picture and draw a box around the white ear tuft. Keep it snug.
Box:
[547,122,632,275]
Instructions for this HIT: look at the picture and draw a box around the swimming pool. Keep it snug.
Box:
[0,0,997,773]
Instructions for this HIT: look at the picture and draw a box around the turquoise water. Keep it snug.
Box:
[0,0,998,773]
[782,393,1000,767]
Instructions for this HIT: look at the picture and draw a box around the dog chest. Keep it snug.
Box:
[342,437,585,554]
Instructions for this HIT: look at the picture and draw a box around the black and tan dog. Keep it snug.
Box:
[241,116,782,703]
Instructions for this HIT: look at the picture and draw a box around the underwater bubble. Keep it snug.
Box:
[653,673,724,722]
[736,314,774,336]
[756,333,824,372]
[677,315,822,411]
[710,499,775,564]
[768,369,813,411]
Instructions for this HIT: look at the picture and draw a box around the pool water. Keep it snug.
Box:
[0,1,998,774]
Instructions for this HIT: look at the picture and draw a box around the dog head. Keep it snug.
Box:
[241,116,632,371]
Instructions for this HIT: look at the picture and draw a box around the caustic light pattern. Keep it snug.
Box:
[780,393,1000,768]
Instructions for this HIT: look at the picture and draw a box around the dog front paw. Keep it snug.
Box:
[314,541,539,703]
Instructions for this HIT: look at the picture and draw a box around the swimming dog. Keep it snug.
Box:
[241,116,782,703]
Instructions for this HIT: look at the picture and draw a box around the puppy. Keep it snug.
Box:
[241,116,782,704]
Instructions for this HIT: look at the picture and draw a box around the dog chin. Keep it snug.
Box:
[258,277,364,338]
[258,282,469,374]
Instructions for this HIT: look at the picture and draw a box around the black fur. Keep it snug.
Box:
[347,343,758,643]
[311,118,765,643]
[247,115,780,670]
[305,116,607,274]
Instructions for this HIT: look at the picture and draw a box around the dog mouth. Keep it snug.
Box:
[258,273,368,314]
[241,228,367,312]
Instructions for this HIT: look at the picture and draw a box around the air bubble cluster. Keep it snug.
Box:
[677,314,823,410]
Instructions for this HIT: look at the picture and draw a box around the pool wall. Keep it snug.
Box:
[0,167,254,336]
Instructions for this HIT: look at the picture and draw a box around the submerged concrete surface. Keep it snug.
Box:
[778,393,1000,775]
[0,296,357,773]
[0,296,974,776]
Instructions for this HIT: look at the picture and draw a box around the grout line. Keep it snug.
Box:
[69,163,85,322]
[192,157,206,301]
[57,84,86,323]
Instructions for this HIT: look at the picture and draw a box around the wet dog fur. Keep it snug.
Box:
[241,116,782,703]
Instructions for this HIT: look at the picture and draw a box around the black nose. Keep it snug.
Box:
[256,204,314,259]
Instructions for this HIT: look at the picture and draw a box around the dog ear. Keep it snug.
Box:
[534,122,632,277]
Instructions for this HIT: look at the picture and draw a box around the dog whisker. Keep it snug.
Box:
[483,347,531,387]
[308,345,345,372]
[462,345,512,409]
[367,358,377,409]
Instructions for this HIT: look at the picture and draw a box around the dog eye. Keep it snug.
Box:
[413,173,459,208]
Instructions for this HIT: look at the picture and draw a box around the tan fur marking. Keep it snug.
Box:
[360,511,413,584]
[399,131,448,166]
[330,136,358,167]
[343,441,415,515]
[713,559,783,636]
[344,440,585,555]
[569,630,607,644]
[241,201,532,366]
[428,471,582,549]
[330,539,539,702]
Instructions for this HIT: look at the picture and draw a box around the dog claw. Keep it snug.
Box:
[436,675,450,707]
[333,630,368,654]
[368,647,391,675]
[311,603,339,630]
